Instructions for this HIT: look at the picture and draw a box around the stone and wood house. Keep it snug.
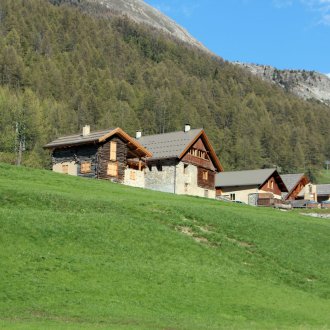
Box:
[215,168,288,205]
[136,125,224,198]
[44,126,152,188]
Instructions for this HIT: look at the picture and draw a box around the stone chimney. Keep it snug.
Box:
[184,124,191,132]
[136,130,142,139]
[82,125,90,137]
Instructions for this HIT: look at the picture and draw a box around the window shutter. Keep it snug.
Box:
[107,162,118,176]
[110,141,117,161]
[81,162,91,173]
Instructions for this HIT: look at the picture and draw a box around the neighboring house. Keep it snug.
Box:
[280,173,310,200]
[136,125,224,198]
[298,184,330,203]
[44,126,152,188]
[297,183,317,201]
[215,168,288,205]
[316,184,330,202]
[293,183,330,208]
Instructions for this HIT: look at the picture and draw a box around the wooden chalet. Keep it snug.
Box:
[280,173,310,201]
[215,168,288,206]
[136,125,223,198]
[44,126,152,187]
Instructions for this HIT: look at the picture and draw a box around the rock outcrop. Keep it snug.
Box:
[235,63,330,105]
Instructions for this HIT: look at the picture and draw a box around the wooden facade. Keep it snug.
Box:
[47,127,151,184]
[97,137,128,181]
[260,176,282,196]
[197,168,215,190]
[182,137,218,190]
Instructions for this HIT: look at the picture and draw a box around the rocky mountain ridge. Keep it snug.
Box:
[234,63,330,105]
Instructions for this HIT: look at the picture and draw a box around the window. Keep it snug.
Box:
[81,162,91,173]
[62,164,68,174]
[184,164,188,174]
[202,170,208,180]
[230,193,236,201]
[130,170,136,181]
[107,162,118,176]
[271,181,274,189]
[204,190,209,198]
[188,148,207,159]
[110,141,117,161]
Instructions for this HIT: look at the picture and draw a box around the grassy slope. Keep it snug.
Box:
[316,170,330,184]
[0,163,330,330]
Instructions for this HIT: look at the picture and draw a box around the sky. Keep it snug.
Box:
[144,0,330,75]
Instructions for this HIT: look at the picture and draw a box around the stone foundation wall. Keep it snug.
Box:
[53,161,77,176]
[124,168,145,188]
[145,164,176,194]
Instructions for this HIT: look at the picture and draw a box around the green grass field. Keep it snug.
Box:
[0,163,330,329]
[316,169,330,184]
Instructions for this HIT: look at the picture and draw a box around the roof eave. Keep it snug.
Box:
[43,139,98,149]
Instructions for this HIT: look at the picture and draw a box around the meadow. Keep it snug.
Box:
[0,163,329,329]
[316,169,330,184]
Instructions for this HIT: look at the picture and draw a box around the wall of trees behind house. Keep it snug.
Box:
[0,0,329,173]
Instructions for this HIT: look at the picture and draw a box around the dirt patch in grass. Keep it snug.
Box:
[177,226,210,245]
[226,236,255,248]
[178,226,194,236]
[197,225,214,233]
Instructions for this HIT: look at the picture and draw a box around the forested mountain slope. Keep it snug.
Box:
[50,0,211,53]
[0,0,329,172]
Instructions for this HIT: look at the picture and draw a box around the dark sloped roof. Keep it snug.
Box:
[44,127,152,158]
[137,128,224,172]
[216,168,277,187]
[316,184,330,195]
[137,128,203,160]
[44,129,113,148]
[281,174,305,192]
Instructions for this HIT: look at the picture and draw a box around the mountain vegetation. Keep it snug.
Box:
[1,163,330,329]
[0,0,329,172]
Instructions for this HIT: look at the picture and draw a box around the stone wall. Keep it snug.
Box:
[53,161,77,176]
[124,168,145,188]
[145,163,176,194]
[144,161,216,198]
